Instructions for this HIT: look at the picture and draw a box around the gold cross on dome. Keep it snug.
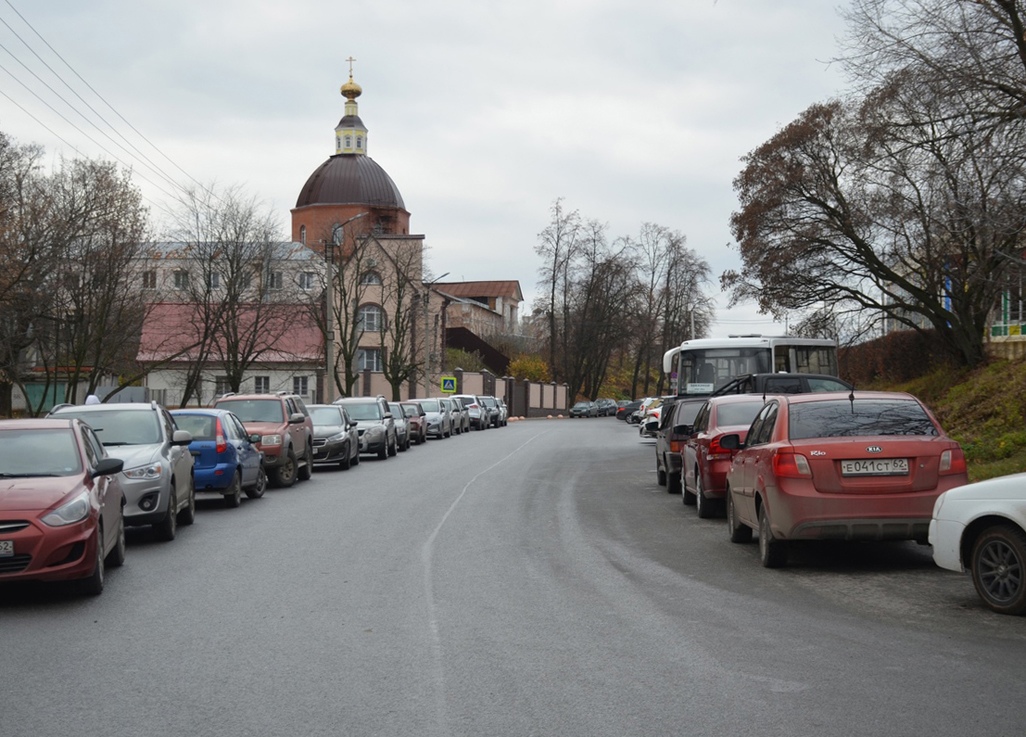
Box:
[346,56,356,76]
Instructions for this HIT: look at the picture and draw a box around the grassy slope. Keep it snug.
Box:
[882,360,1026,482]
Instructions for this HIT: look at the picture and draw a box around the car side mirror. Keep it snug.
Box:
[719,433,742,450]
[92,457,124,478]
[289,413,306,424]
[172,429,193,446]
[249,434,261,443]
[673,424,693,436]
[351,420,359,427]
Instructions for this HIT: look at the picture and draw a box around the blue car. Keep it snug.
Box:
[170,408,266,508]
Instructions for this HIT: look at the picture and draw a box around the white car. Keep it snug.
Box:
[930,473,1026,615]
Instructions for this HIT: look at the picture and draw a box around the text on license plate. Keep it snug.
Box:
[0,540,13,557]
[841,458,909,476]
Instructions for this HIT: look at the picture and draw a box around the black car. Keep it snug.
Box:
[654,398,706,495]
[334,396,397,459]
[616,400,642,421]
[308,404,361,470]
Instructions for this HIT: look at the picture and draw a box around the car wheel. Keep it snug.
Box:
[340,443,352,470]
[682,480,696,506]
[971,524,1026,615]
[298,443,313,481]
[246,467,268,499]
[696,473,715,519]
[758,505,787,568]
[667,468,681,495]
[225,470,242,508]
[106,512,126,568]
[656,459,667,487]
[727,489,752,543]
[387,433,397,457]
[377,439,388,460]
[275,448,298,487]
[178,481,196,525]
[155,489,177,541]
[352,448,361,466]
[79,527,105,596]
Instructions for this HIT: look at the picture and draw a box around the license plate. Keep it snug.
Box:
[840,458,909,476]
[0,540,13,557]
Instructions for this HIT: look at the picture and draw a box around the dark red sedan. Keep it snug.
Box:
[722,391,968,568]
[0,418,126,595]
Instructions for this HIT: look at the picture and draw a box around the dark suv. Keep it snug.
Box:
[213,392,314,488]
[334,396,397,459]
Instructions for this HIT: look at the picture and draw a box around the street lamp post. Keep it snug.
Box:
[323,212,367,402]
[421,271,450,399]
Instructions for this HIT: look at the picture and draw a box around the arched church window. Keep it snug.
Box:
[332,224,343,244]
[359,271,382,285]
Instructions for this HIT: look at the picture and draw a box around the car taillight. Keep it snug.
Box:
[215,418,227,454]
[708,436,732,461]
[772,449,812,478]
[939,447,966,475]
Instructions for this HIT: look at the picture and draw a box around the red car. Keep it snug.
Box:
[722,391,968,568]
[682,395,767,518]
[0,418,126,595]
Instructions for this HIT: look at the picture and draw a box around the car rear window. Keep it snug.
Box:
[714,400,765,428]
[172,414,216,440]
[788,399,939,439]
[217,399,284,424]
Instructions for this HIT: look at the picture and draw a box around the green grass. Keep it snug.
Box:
[879,360,1026,482]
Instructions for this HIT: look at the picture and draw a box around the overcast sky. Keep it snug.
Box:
[0,0,850,335]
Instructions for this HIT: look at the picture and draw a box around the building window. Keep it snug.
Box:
[331,224,343,244]
[359,271,382,285]
[207,272,220,289]
[300,225,307,245]
[293,376,309,396]
[174,270,190,289]
[142,270,157,289]
[254,376,270,394]
[299,272,316,290]
[215,376,231,397]
[356,136,363,149]
[356,348,382,372]
[357,304,384,332]
[266,271,283,290]
[345,135,352,148]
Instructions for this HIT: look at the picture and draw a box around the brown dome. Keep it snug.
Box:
[295,154,406,210]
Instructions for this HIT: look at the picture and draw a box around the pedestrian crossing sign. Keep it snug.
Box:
[440,376,457,393]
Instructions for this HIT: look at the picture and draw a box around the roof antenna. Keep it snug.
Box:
[848,386,856,414]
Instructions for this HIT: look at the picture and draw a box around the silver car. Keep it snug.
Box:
[414,398,452,438]
[50,401,195,541]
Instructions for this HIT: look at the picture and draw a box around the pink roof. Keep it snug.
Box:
[137,303,323,364]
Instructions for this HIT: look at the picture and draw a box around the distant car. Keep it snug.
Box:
[931,474,1026,615]
[334,396,397,459]
[723,391,968,568]
[595,398,618,416]
[479,395,501,428]
[617,400,642,421]
[570,401,597,418]
[493,396,509,426]
[452,394,487,430]
[654,397,705,495]
[388,402,412,451]
[0,418,126,595]
[443,397,470,434]
[213,392,314,488]
[50,401,196,541]
[682,395,768,518]
[436,397,462,435]
[170,408,267,507]
[307,404,361,470]
[400,401,428,445]
[414,398,452,439]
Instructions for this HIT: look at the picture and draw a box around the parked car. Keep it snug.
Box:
[388,402,412,451]
[595,398,618,416]
[930,474,1026,615]
[453,394,488,430]
[414,398,452,438]
[50,401,196,541]
[640,397,676,437]
[570,401,598,418]
[444,397,470,434]
[400,401,428,445]
[682,395,769,518]
[722,391,968,568]
[617,400,642,421]
[170,408,267,507]
[335,396,397,459]
[213,392,314,488]
[480,395,501,427]
[436,397,463,435]
[654,397,706,495]
[0,418,126,595]
[496,397,510,424]
[307,404,361,470]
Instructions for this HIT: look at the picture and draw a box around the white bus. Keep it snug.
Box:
[662,335,838,396]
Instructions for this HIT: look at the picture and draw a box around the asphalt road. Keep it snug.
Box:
[2,417,1026,737]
